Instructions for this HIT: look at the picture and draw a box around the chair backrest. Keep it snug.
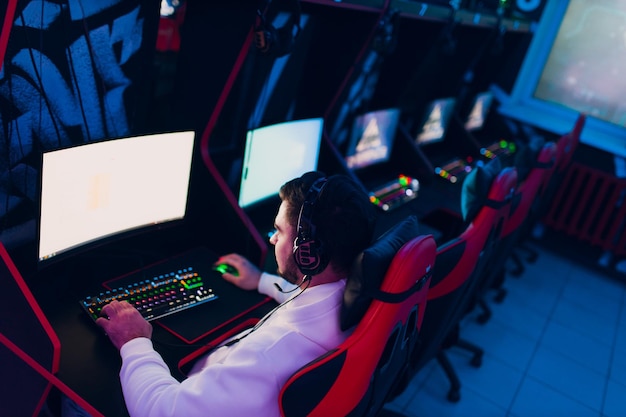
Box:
[478,141,557,295]
[410,166,517,372]
[534,113,586,225]
[503,141,557,238]
[279,234,437,417]
[429,165,517,299]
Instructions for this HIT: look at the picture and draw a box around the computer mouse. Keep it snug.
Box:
[212,263,239,276]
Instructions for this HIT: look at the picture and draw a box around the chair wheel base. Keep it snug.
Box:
[476,312,491,324]
[493,288,507,303]
[377,408,410,417]
[447,389,461,403]
[526,253,539,263]
[470,353,483,368]
[476,298,492,324]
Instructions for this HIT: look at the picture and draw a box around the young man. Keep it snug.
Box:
[96,171,377,417]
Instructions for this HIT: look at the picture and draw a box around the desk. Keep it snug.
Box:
[415,178,463,217]
[29,246,276,417]
[370,174,466,243]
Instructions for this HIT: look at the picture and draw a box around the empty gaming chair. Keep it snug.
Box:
[409,163,517,403]
[507,114,586,276]
[506,133,571,276]
[279,216,436,417]
[478,141,557,321]
[535,113,586,237]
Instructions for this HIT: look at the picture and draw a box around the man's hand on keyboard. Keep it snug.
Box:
[96,300,153,350]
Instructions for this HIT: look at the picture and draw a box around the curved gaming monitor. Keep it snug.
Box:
[345,108,401,170]
[37,131,196,266]
[238,118,324,209]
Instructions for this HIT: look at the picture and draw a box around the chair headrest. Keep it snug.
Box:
[340,215,420,331]
[461,158,502,223]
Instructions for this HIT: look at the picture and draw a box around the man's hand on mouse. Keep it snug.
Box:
[214,254,262,290]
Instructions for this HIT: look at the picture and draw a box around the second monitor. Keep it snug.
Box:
[237,118,324,238]
[238,118,324,210]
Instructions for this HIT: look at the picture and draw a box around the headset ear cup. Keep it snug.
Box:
[255,22,295,57]
[254,25,274,53]
[255,0,301,55]
[294,176,329,276]
[293,237,326,276]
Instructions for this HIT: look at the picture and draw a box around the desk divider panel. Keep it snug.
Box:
[0,242,60,416]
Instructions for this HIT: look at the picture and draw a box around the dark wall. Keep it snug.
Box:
[165,1,259,135]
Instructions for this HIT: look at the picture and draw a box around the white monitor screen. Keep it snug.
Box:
[238,118,323,209]
[415,98,457,145]
[345,108,401,170]
[38,131,195,263]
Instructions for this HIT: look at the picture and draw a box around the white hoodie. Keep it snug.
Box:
[118,273,348,417]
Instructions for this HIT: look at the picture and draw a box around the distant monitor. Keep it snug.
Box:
[345,108,400,170]
[238,118,323,209]
[464,91,494,131]
[415,98,456,145]
[38,131,196,265]
[498,0,624,157]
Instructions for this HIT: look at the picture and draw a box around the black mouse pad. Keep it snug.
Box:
[103,246,271,343]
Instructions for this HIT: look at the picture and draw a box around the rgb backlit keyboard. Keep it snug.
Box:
[80,267,218,322]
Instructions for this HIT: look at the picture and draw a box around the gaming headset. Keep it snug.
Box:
[292,177,329,276]
[254,0,301,57]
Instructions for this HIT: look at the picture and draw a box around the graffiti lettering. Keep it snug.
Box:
[0,0,152,231]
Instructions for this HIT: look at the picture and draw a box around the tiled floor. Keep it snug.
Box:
[384,240,626,417]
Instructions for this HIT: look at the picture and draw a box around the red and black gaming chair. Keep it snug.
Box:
[477,141,557,321]
[279,216,436,417]
[534,113,586,239]
[508,115,585,281]
[504,115,585,277]
[506,137,561,276]
[409,163,517,403]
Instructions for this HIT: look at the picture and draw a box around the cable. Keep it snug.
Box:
[224,276,311,346]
